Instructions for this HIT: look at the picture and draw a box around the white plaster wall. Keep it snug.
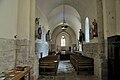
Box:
[35,6,49,58]
[106,0,116,37]
[35,27,49,58]
[103,0,119,38]
[81,0,97,43]
[17,0,30,40]
[35,41,48,58]
[36,6,49,32]
[83,0,97,25]
[81,0,97,30]
[0,0,18,39]
[116,0,120,35]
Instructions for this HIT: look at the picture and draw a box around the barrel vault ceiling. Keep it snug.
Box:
[36,0,96,36]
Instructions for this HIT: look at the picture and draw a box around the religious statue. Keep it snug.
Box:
[35,18,40,26]
[46,30,50,41]
[35,18,42,40]
[79,29,85,43]
[92,19,98,37]
[89,25,94,40]
[37,26,42,39]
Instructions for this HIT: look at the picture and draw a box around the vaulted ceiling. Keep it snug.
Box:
[36,0,96,37]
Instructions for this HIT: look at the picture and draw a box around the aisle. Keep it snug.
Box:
[57,60,79,80]
[38,60,98,80]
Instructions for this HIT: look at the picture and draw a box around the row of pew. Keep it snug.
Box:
[39,53,94,75]
[70,54,94,75]
[39,55,60,75]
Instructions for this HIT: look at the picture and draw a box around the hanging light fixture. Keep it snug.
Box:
[61,1,68,30]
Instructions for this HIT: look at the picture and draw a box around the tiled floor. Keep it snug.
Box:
[38,60,98,80]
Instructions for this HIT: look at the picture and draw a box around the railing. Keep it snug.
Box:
[0,66,32,80]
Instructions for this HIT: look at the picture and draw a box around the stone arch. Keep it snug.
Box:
[48,4,81,39]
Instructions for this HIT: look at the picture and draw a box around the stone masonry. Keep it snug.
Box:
[0,38,39,80]
[83,42,107,80]
[0,38,16,73]
[16,39,39,80]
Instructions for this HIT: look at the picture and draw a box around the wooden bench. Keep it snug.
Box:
[70,54,94,75]
[39,55,60,75]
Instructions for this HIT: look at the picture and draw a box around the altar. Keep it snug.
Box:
[56,51,74,60]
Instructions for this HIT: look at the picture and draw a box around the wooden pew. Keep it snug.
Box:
[70,54,94,75]
[39,55,60,75]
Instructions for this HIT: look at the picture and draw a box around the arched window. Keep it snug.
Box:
[85,17,90,42]
[61,36,65,46]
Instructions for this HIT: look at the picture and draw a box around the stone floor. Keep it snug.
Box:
[38,60,98,80]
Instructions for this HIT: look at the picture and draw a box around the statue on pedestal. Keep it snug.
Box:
[35,18,42,39]
[46,30,50,41]
[92,19,98,37]
[79,29,85,43]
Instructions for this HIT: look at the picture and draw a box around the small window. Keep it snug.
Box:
[85,17,90,42]
[61,36,65,46]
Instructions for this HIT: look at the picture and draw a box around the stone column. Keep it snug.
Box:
[29,0,39,80]
[96,0,107,80]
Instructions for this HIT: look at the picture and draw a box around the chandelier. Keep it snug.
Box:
[61,1,68,30]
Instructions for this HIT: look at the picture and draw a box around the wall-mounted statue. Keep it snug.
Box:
[79,29,85,43]
[46,30,50,41]
[35,18,42,40]
[89,25,94,40]
[92,19,98,37]
[35,18,40,26]
[37,26,42,39]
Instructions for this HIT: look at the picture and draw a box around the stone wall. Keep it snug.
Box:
[83,43,98,58]
[83,43,100,78]
[16,39,39,80]
[101,39,108,80]
[16,39,30,65]
[83,42,107,80]
[101,59,107,80]
[0,38,16,73]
